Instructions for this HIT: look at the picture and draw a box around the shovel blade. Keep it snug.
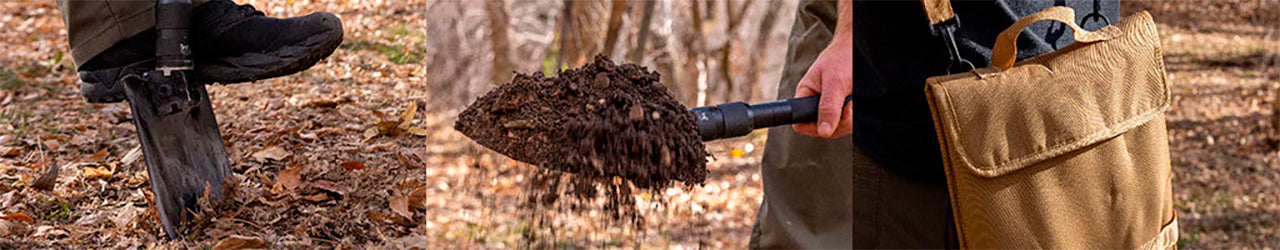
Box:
[122,76,231,239]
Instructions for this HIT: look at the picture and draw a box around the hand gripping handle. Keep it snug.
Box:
[691,95,854,141]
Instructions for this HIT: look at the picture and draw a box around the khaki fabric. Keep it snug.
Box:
[57,0,209,66]
[750,0,853,248]
[924,6,1178,249]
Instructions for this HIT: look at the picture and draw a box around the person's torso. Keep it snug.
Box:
[848,0,1120,181]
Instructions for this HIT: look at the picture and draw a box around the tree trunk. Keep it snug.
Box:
[630,0,657,63]
[557,0,572,71]
[602,0,627,58]
[485,0,514,85]
[748,2,780,102]
[685,0,705,105]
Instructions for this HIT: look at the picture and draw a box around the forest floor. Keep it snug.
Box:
[0,0,1276,248]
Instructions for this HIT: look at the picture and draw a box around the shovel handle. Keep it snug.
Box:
[691,95,853,141]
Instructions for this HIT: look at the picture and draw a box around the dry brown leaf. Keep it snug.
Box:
[408,186,427,210]
[300,193,329,203]
[88,148,109,161]
[0,146,20,157]
[211,235,269,250]
[389,189,412,219]
[365,211,414,227]
[33,225,68,238]
[395,149,425,169]
[311,180,346,196]
[0,212,34,224]
[399,101,419,129]
[405,126,430,136]
[0,220,29,237]
[252,146,291,162]
[42,140,60,151]
[30,163,58,190]
[120,146,143,166]
[301,96,352,108]
[340,161,365,171]
[81,165,113,180]
[275,168,302,191]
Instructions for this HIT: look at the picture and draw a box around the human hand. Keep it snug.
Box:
[792,38,853,138]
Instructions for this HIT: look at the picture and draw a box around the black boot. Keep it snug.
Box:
[76,0,343,103]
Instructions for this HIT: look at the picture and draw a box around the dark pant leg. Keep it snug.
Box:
[750,0,852,248]
[57,0,209,66]
[751,0,955,248]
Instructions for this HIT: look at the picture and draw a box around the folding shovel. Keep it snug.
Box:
[691,95,854,141]
[120,0,231,239]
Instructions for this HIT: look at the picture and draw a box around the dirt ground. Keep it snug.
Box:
[0,0,1276,248]
[1,0,430,248]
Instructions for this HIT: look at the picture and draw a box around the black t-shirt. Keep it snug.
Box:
[850,0,1119,181]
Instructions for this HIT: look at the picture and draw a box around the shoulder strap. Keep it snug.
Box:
[921,0,955,25]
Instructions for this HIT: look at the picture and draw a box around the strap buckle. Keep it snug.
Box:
[931,17,975,75]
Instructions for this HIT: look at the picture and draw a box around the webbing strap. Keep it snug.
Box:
[921,0,955,25]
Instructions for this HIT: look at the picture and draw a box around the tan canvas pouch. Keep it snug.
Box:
[922,4,1179,249]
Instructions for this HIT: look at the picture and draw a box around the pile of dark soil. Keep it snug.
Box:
[454,55,708,219]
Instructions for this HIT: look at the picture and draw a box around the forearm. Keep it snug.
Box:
[834,0,852,44]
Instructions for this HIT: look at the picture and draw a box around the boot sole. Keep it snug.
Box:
[82,13,344,103]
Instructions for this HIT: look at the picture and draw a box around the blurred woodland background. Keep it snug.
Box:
[427,0,797,109]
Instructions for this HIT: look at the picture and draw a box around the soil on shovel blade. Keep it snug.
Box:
[455,55,708,221]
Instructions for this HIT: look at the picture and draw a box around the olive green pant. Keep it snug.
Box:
[56,0,208,66]
[749,0,954,248]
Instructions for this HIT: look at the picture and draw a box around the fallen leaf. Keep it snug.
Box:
[88,148,109,161]
[29,163,58,190]
[389,189,412,219]
[399,101,418,129]
[275,168,302,191]
[256,196,285,207]
[125,172,147,187]
[300,193,329,203]
[32,225,68,238]
[0,146,19,157]
[0,219,29,237]
[405,126,430,136]
[340,161,365,171]
[730,148,744,158]
[395,149,425,169]
[252,146,291,162]
[301,96,352,108]
[311,180,346,196]
[81,165,113,180]
[42,140,60,151]
[111,207,140,229]
[408,186,427,210]
[211,235,269,250]
[365,211,414,227]
[74,210,109,225]
[0,212,34,224]
[120,146,143,166]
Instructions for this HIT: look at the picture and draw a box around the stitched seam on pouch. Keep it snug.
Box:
[949,22,1168,177]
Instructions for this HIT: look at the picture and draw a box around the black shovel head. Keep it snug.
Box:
[121,75,231,239]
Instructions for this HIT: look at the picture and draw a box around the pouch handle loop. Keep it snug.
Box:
[990,6,1123,70]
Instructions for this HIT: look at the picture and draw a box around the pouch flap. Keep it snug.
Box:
[925,12,1168,178]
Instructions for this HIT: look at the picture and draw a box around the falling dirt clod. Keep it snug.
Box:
[455,55,708,191]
